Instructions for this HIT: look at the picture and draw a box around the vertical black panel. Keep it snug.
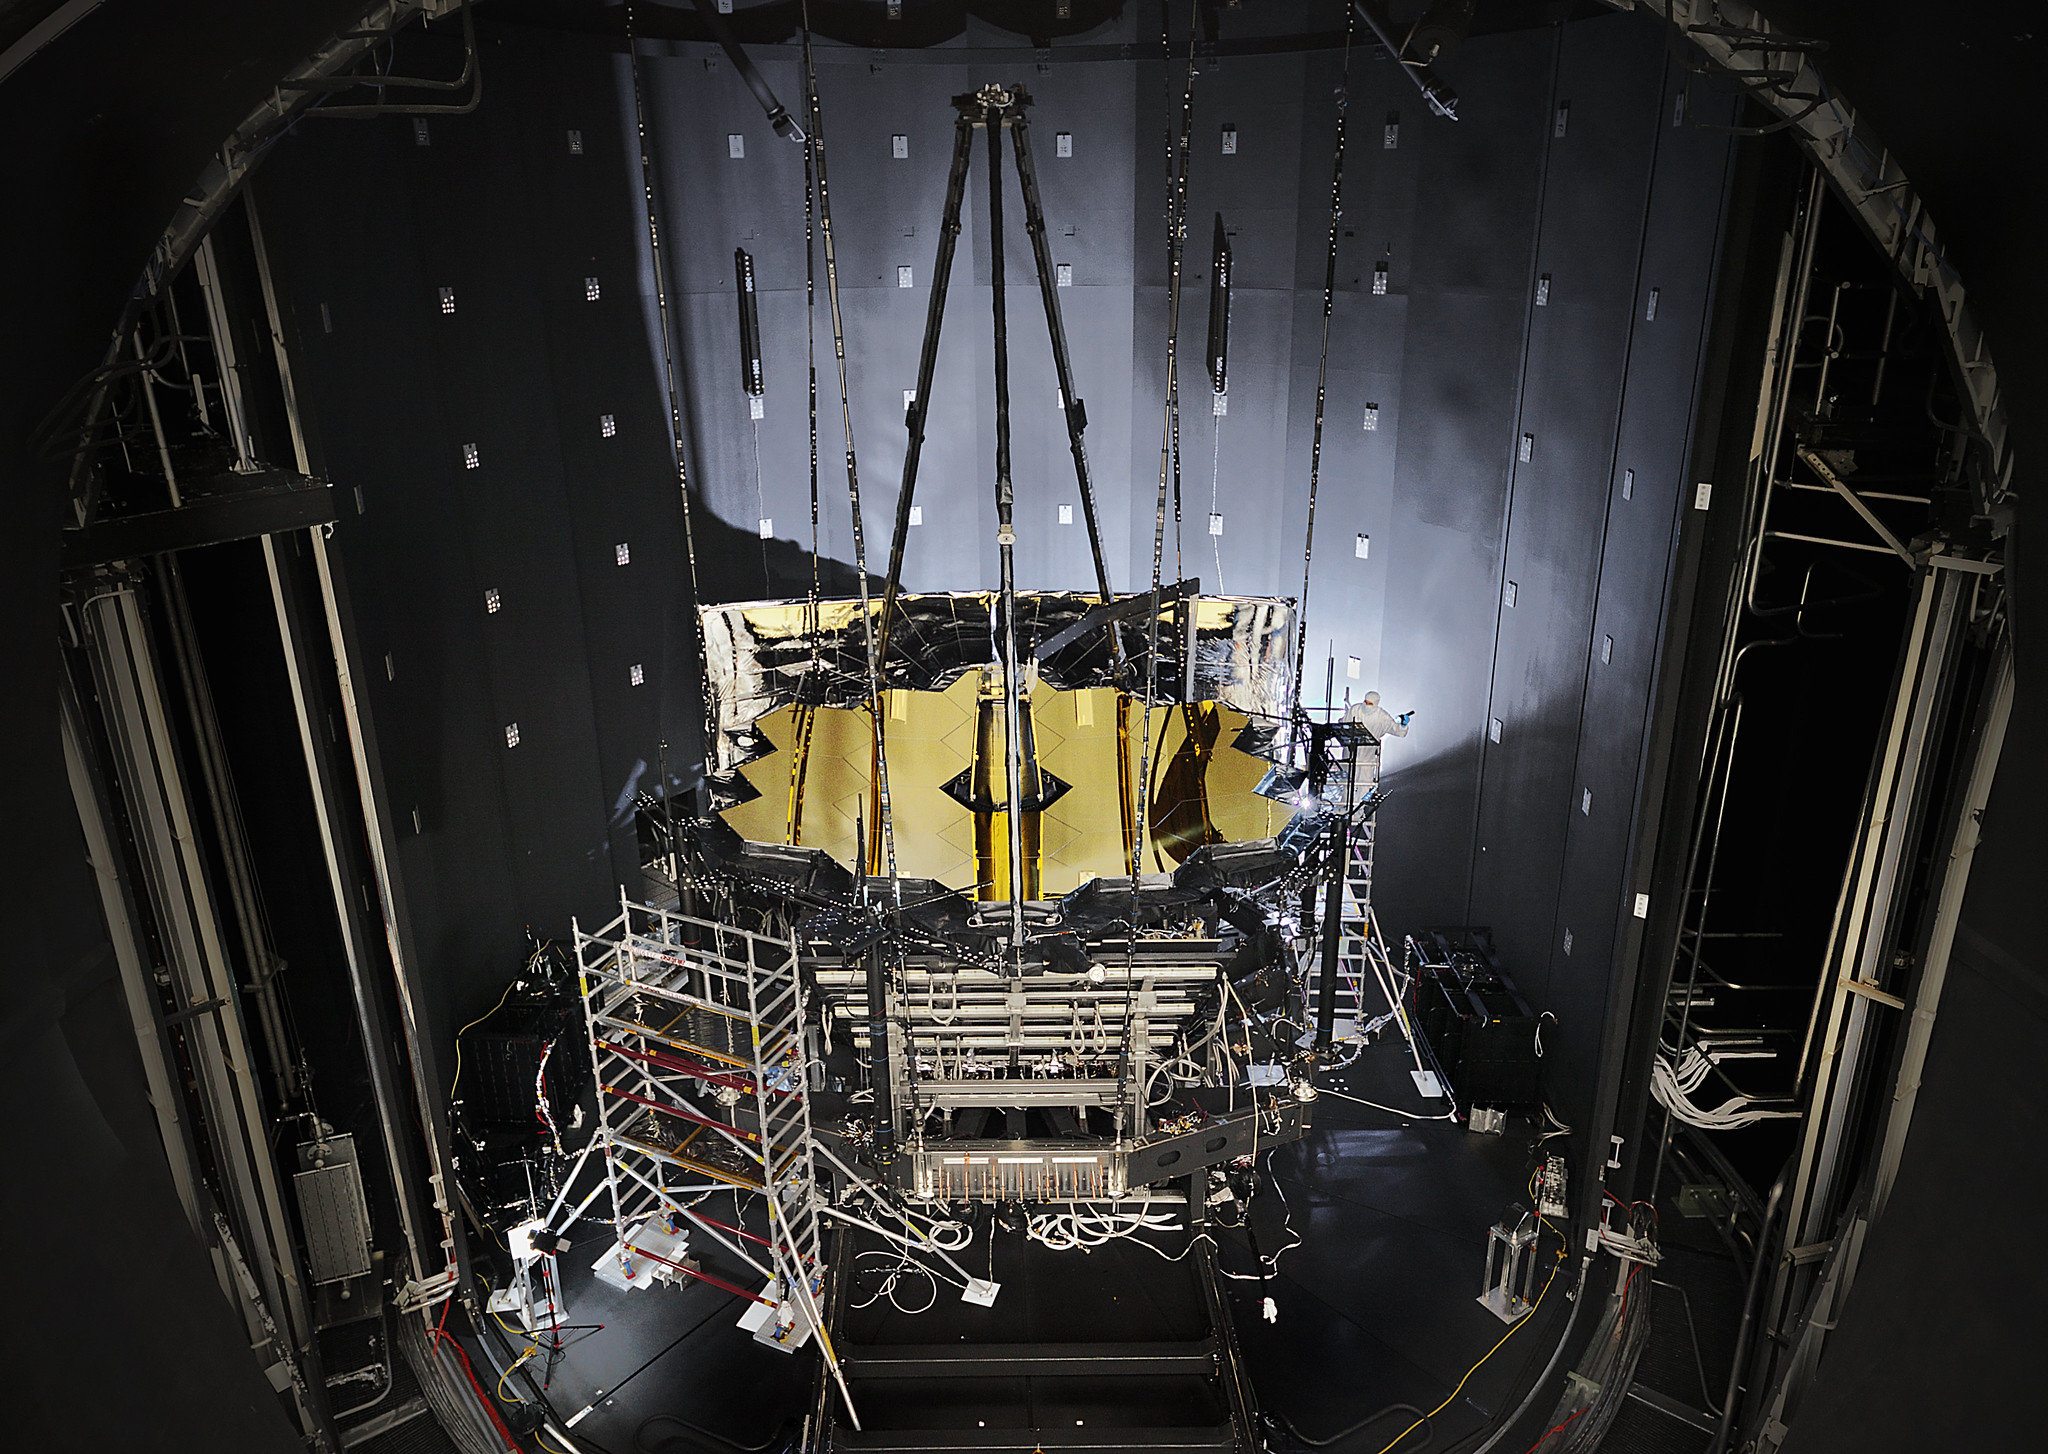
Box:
[1541,56,1742,1126]
[1466,18,1668,1009]
[1371,26,1555,931]
[261,111,529,1040]
[259,24,698,1034]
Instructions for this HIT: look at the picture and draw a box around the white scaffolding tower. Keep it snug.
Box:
[575,892,856,1417]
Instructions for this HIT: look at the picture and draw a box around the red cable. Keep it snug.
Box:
[1524,1404,1586,1453]
[432,1317,522,1452]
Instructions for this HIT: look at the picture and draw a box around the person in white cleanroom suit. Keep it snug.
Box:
[1345,690,1413,740]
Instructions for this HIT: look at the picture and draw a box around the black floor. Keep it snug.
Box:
[470,1032,1569,1454]
[835,1213,1230,1442]
[1228,1040,1565,1452]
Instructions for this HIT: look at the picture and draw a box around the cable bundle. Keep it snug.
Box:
[1651,1045,1801,1131]
[1026,1205,1182,1252]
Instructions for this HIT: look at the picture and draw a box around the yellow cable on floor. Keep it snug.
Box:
[1374,1225,1568,1454]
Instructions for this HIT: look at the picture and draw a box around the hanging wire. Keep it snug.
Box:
[783,58,828,846]
[1158,0,1197,587]
[752,413,770,595]
[1209,391,1225,593]
[1121,0,1202,1100]
[803,114,823,636]
[1134,0,1203,879]
[802,4,897,893]
[626,0,713,803]
[1290,5,1357,740]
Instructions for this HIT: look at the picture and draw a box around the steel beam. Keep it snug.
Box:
[1638,0,2013,522]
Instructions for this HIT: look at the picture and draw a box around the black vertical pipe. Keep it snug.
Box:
[734,247,763,396]
[1205,214,1231,395]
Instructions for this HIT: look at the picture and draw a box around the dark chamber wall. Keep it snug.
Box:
[261,24,698,1048]
[258,6,1732,1128]
[0,3,386,1449]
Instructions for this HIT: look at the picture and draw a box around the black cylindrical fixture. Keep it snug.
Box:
[734,247,764,396]
[1410,0,1477,64]
[1314,815,1349,1054]
[1205,214,1231,396]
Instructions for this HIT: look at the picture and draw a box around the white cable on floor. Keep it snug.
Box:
[1317,1083,1458,1122]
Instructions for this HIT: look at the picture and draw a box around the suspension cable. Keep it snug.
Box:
[804,127,821,592]
[1159,0,1197,588]
[1291,6,1357,737]
[626,0,713,796]
[802,5,897,892]
[1286,2,1351,741]
[1135,0,1201,880]
[1122,0,1201,1097]
[785,36,826,845]
[1208,219,1231,593]
[1209,401,1225,593]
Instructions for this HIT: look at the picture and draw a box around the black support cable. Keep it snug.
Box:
[1133,0,1201,869]
[737,246,770,595]
[626,1,714,784]
[1290,7,1357,741]
[801,9,896,885]
[1121,0,1201,1100]
[802,84,823,633]
[734,248,764,396]
[1157,0,1198,588]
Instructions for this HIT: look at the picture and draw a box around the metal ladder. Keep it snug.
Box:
[1303,741,1379,1037]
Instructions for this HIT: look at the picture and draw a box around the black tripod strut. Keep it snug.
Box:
[1009,110,1121,650]
[986,98,1028,958]
[875,110,976,667]
[875,86,1123,673]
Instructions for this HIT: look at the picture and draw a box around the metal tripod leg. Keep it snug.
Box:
[876,110,976,666]
[987,104,1028,957]
[1009,112,1122,661]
